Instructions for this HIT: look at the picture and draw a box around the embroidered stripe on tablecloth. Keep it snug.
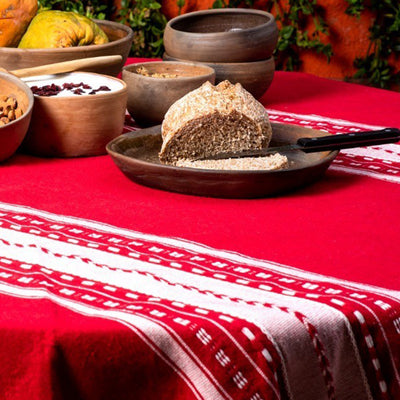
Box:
[0,202,400,399]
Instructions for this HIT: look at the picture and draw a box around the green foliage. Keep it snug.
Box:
[212,0,333,72]
[116,0,167,58]
[344,0,400,89]
[211,0,254,9]
[343,0,364,17]
[274,0,332,71]
[37,0,112,19]
[176,0,186,15]
[38,0,167,58]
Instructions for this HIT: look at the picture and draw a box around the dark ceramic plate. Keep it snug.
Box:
[106,123,338,198]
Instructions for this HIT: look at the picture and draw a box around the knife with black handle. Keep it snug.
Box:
[202,128,400,160]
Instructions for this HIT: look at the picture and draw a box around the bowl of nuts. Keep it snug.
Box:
[21,71,127,157]
[0,71,34,162]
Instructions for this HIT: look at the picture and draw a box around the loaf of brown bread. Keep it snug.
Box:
[159,80,273,164]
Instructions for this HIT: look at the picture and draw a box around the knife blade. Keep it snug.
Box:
[200,127,400,160]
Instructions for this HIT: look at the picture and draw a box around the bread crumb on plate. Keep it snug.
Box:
[174,152,289,171]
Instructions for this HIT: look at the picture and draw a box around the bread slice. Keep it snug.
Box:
[175,153,289,171]
[159,80,272,164]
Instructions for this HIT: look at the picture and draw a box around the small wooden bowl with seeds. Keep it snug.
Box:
[21,71,127,157]
[122,61,215,126]
[0,72,34,162]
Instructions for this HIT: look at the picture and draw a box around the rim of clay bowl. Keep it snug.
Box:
[27,71,127,100]
[166,9,276,37]
[163,53,275,68]
[122,61,216,81]
[0,20,133,54]
[0,71,34,126]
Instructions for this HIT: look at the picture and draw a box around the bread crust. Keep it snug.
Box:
[159,80,272,164]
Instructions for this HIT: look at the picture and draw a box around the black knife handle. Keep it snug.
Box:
[297,128,400,153]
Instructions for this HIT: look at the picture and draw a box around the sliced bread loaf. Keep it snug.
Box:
[159,80,272,164]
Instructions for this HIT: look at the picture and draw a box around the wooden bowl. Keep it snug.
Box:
[122,61,216,126]
[0,20,133,77]
[163,9,278,63]
[0,72,34,162]
[163,54,274,99]
[22,72,127,157]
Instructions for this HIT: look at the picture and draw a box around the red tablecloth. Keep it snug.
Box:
[0,59,399,400]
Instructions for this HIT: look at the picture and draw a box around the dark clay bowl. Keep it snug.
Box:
[0,72,34,162]
[163,54,275,99]
[163,9,278,63]
[122,61,216,126]
[106,123,338,199]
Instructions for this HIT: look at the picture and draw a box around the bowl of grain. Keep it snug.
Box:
[22,71,127,157]
[122,61,216,126]
[0,72,34,162]
[0,20,133,77]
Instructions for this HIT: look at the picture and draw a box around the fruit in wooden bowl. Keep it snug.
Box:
[122,61,216,126]
[0,20,133,77]
[163,9,278,63]
[22,71,127,157]
[18,11,109,48]
[0,71,34,162]
[163,54,275,99]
